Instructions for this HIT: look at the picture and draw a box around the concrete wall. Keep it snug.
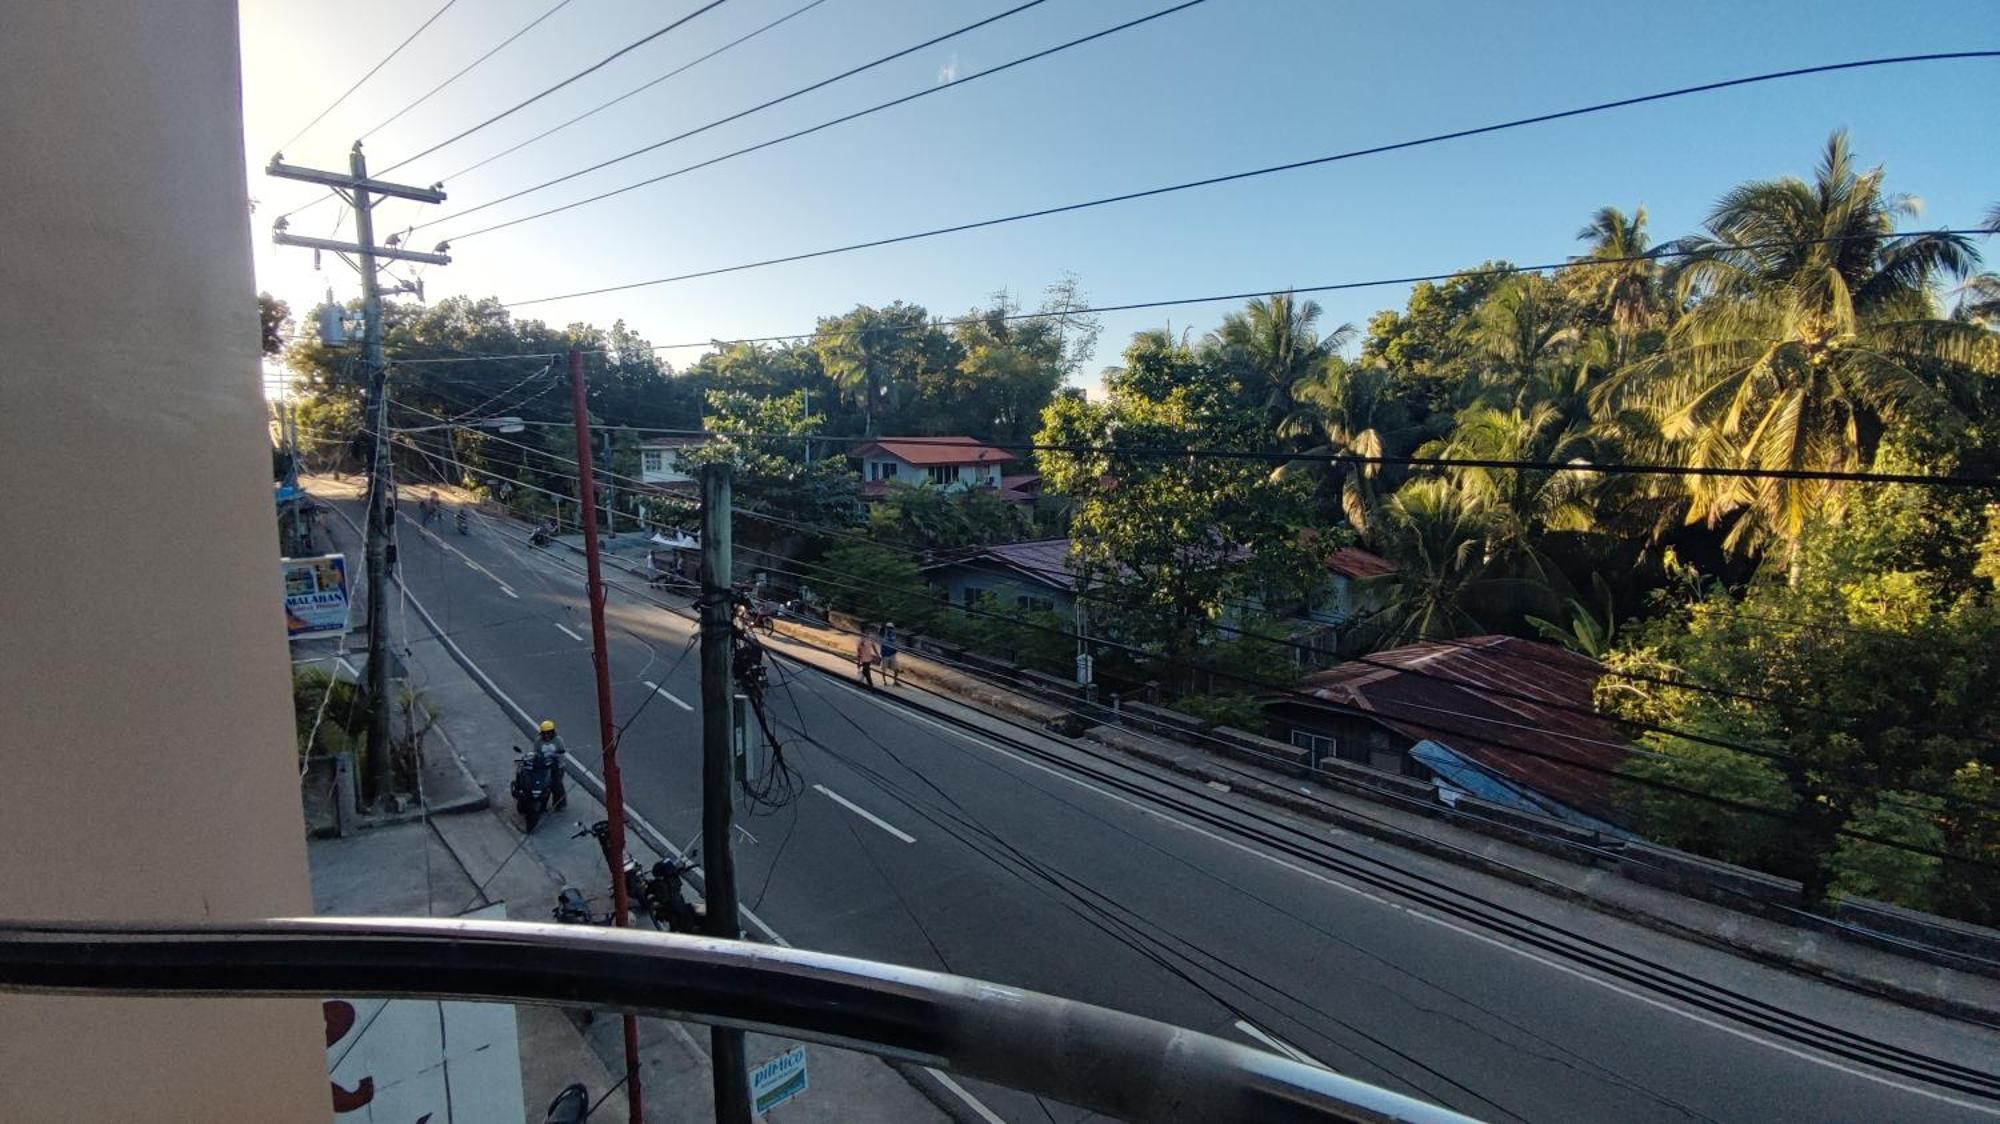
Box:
[0,2,328,1118]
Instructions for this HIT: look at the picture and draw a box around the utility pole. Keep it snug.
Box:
[568,349,646,1124]
[267,144,447,804]
[699,461,752,1123]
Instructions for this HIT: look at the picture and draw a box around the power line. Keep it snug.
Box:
[419,0,1058,235]
[379,228,1987,361]
[431,0,840,187]
[378,0,736,177]
[495,50,2000,306]
[276,0,460,156]
[362,0,581,142]
[425,0,1209,241]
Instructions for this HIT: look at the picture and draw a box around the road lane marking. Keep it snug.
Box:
[640,680,695,712]
[814,784,916,843]
[408,520,518,598]
[1234,1020,1326,1069]
[805,674,2000,1117]
[554,623,585,643]
[926,1072,1008,1124]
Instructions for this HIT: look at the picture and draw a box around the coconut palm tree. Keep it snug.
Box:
[1572,205,1663,358]
[1594,131,1991,577]
[1206,292,1354,426]
[1354,478,1553,647]
[1418,401,1598,579]
[1459,273,1577,381]
[1274,360,1419,536]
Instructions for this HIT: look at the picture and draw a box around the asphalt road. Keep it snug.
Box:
[328,488,2000,1124]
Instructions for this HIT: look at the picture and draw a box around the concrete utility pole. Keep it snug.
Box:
[699,462,752,1123]
[267,144,448,803]
[566,349,645,1124]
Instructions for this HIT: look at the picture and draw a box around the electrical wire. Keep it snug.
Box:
[352,460,2000,984]
[378,0,736,177]
[353,410,2000,834]
[425,0,1207,240]
[362,0,580,142]
[493,51,2000,304]
[276,0,461,157]
[433,0,839,186]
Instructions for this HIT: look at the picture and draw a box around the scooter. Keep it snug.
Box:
[576,820,706,932]
[529,520,555,547]
[510,745,556,832]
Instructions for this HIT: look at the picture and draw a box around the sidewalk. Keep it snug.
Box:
[306,481,949,1124]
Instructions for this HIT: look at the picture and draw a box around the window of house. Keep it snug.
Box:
[872,461,899,481]
[928,464,960,486]
[641,450,664,473]
[1288,729,1337,766]
[961,585,985,607]
[1016,595,1055,613]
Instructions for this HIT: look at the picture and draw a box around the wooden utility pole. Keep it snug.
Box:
[568,349,645,1124]
[266,144,447,802]
[700,461,752,1123]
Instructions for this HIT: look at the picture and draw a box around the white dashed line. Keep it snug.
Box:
[640,680,695,712]
[554,623,584,643]
[814,784,916,843]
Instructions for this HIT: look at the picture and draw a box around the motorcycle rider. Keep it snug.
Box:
[535,719,568,809]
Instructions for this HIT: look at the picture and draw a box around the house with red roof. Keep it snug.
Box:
[849,436,1016,500]
[1265,635,1630,829]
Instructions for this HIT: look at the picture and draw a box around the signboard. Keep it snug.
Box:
[285,553,350,640]
[324,904,524,1121]
[750,1045,809,1115]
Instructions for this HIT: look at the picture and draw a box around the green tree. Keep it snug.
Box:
[1205,292,1353,427]
[259,292,292,355]
[1352,477,1543,646]
[1275,361,1418,537]
[1595,133,1993,576]
[1570,205,1664,359]
[1418,402,1598,579]
[867,483,1028,552]
[1038,325,1320,686]
[1600,518,2000,913]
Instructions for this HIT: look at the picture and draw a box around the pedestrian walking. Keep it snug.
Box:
[855,625,881,687]
[880,621,901,686]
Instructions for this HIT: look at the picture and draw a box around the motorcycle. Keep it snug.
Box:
[510,745,556,832]
[551,886,602,925]
[576,820,706,932]
[529,520,555,547]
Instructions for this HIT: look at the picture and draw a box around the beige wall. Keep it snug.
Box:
[0,1,328,1118]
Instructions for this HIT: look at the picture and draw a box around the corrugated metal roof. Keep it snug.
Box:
[850,436,1017,467]
[1325,547,1396,580]
[1297,636,1628,817]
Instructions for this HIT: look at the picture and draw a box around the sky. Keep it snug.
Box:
[240,0,2000,396]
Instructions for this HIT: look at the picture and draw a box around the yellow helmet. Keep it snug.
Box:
[538,720,557,735]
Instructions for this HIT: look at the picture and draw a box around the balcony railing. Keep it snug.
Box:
[0,917,1478,1123]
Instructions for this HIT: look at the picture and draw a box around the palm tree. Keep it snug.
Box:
[1418,402,1597,579]
[1459,273,1577,380]
[1206,293,1354,426]
[1355,478,1551,647]
[1951,201,2000,326]
[1572,205,1663,358]
[1274,360,1419,536]
[1594,131,1992,577]
[818,318,896,436]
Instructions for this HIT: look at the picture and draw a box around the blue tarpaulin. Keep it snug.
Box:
[1408,739,1628,836]
[274,483,306,504]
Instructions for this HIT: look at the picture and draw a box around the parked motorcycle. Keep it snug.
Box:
[511,745,556,831]
[577,820,706,932]
[550,886,601,925]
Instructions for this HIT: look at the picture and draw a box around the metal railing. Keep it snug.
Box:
[0,917,1478,1123]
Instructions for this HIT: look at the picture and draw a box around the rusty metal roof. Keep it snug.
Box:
[850,436,1017,467]
[1297,635,1628,817]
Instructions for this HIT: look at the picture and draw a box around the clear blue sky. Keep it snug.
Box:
[242,0,2000,391]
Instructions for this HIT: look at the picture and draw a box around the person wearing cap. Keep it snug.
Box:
[879,621,901,686]
[535,719,567,809]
